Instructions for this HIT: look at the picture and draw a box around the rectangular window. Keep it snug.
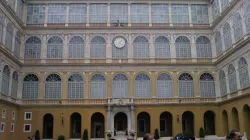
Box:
[12,111,15,120]
[89,4,107,23]
[171,4,189,23]
[69,4,87,23]
[138,119,145,132]
[24,124,31,132]
[151,4,169,23]
[24,112,32,120]
[110,4,128,23]
[48,4,66,23]
[191,4,209,24]
[27,4,46,24]
[2,109,6,119]
[10,123,14,132]
[131,4,149,23]
[0,123,5,132]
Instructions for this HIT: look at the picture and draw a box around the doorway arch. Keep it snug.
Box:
[182,111,194,136]
[222,110,229,136]
[114,112,127,132]
[137,112,150,137]
[91,112,105,138]
[204,111,215,135]
[43,114,54,139]
[70,112,81,138]
[232,107,240,131]
[160,112,173,137]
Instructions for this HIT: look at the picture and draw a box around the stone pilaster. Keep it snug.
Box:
[17,72,24,99]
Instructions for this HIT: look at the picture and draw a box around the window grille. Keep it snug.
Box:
[48,4,66,23]
[17,0,24,19]
[25,36,41,59]
[133,36,149,58]
[90,36,106,58]
[23,74,39,99]
[172,4,189,23]
[47,36,63,58]
[200,73,215,97]
[232,12,243,41]
[191,4,209,24]
[219,70,227,96]
[244,3,250,32]
[68,74,84,99]
[8,0,16,11]
[90,74,106,99]
[14,31,21,57]
[175,36,191,58]
[151,4,169,23]
[155,36,170,58]
[0,14,4,43]
[89,4,107,23]
[228,64,237,93]
[215,32,223,55]
[212,0,220,19]
[112,36,128,58]
[5,23,14,51]
[1,66,10,95]
[69,36,84,58]
[221,0,230,10]
[178,73,194,97]
[11,71,18,98]
[135,73,151,98]
[131,4,149,23]
[45,74,62,99]
[69,4,87,23]
[112,74,128,98]
[223,23,232,49]
[238,57,250,88]
[196,36,212,58]
[157,73,172,98]
[27,4,46,24]
[110,4,128,23]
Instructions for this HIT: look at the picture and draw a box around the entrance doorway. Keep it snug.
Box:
[91,112,105,138]
[43,114,53,139]
[114,112,127,131]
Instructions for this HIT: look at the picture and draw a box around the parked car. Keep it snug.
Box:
[171,133,196,140]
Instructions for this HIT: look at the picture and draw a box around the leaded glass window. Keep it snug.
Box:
[151,4,169,23]
[5,23,14,51]
[212,0,220,19]
[0,14,4,43]
[191,4,209,24]
[1,66,10,95]
[14,31,21,57]
[45,74,62,99]
[219,70,227,96]
[215,31,223,55]
[11,71,18,98]
[8,0,16,11]
[90,74,106,99]
[89,4,107,23]
[196,36,212,58]
[178,73,194,97]
[133,36,149,58]
[221,0,230,10]
[25,36,41,59]
[175,36,191,58]
[110,4,128,23]
[27,4,46,24]
[244,3,250,32]
[232,12,243,41]
[238,57,250,88]
[172,4,189,24]
[23,74,39,99]
[68,74,84,99]
[157,73,172,98]
[17,0,24,19]
[228,64,237,93]
[135,73,151,98]
[47,36,63,58]
[155,36,170,58]
[69,36,84,58]
[131,4,149,23]
[200,73,215,97]
[90,36,106,58]
[112,74,128,98]
[223,23,232,49]
[112,36,128,58]
[48,4,66,23]
[69,4,87,23]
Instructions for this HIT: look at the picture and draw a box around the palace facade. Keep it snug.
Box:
[0,0,250,140]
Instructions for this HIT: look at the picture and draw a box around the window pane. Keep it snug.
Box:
[191,4,209,24]
[48,4,66,23]
[27,4,46,24]
[110,4,128,23]
[172,4,189,23]
[131,4,149,23]
[151,4,169,23]
[69,4,87,23]
[90,4,107,23]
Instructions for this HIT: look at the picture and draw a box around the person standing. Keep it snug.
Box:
[227,130,242,140]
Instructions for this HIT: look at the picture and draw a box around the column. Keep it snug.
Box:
[63,35,68,59]
[215,72,221,98]
[191,35,197,59]
[238,109,245,135]
[8,69,14,97]
[194,111,203,137]
[169,4,172,26]
[61,72,67,99]
[234,62,241,94]
[148,3,152,27]
[225,70,230,98]
[211,35,217,58]
[128,34,133,59]
[85,34,90,59]
[65,4,69,27]
[193,71,200,97]
[107,106,111,132]
[19,35,25,59]
[151,71,156,98]
[188,4,192,26]
[106,34,112,61]
[41,35,47,59]
[128,72,135,97]
[218,0,222,14]
[128,3,131,27]
[83,72,90,99]
[44,4,48,27]
[130,105,135,131]
[149,34,154,58]
[22,3,28,25]
[17,72,24,99]
[106,72,112,98]
[230,20,235,44]
[208,3,213,25]
[86,3,90,27]
[172,71,178,97]
[107,3,110,27]
[173,112,182,136]
[220,28,226,51]
[11,28,16,53]
[170,34,176,59]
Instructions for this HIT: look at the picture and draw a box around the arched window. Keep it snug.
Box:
[155,36,170,58]
[25,36,42,58]
[200,73,215,97]
[196,36,212,58]
[212,0,220,19]
[178,73,194,97]
[232,12,243,41]
[244,2,250,32]
[112,36,128,58]
[133,36,149,58]
[23,74,39,99]
[112,74,128,98]
[221,0,230,10]
[11,71,18,98]
[135,73,151,98]
[90,36,106,58]
[157,73,172,98]
[5,23,14,50]
[45,74,62,99]
[223,23,232,49]
[228,64,237,93]
[215,32,223,55]
[239,57,250,88]
[0,12,4,43]
[90,74,106,98]
[47,36,63,58]
[68,74,84,99]
[175,36,191,58]
[14,31,21,57]
[69,36,84,58]
[219,70,227,96]
[1,66,10,95]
